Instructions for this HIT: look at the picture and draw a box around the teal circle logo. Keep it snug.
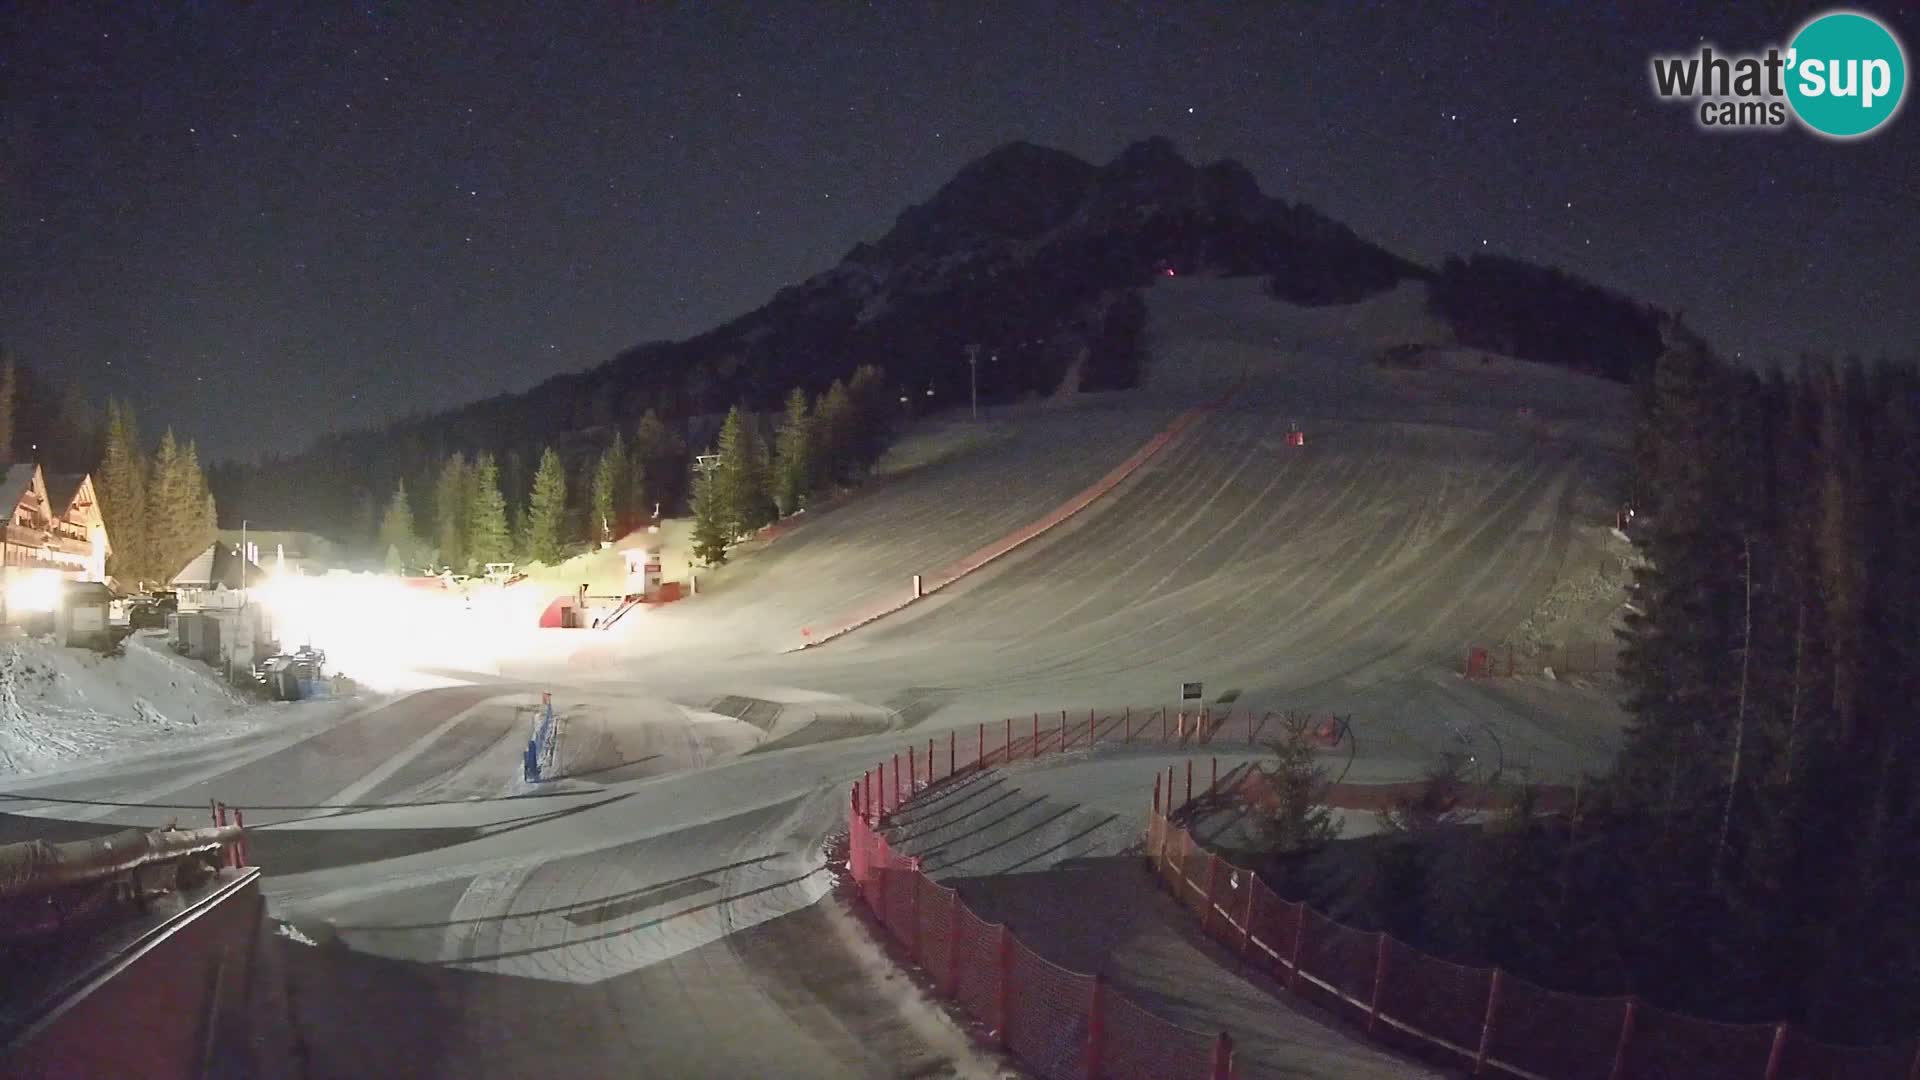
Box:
[1786,11,1907,138]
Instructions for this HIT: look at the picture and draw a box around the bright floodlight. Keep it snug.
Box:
[249,570,569,691]
[5,571,62,613]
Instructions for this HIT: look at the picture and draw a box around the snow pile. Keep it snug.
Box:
[0,633,284,775]
[527,690,766,783]
[1500,526,1642,655]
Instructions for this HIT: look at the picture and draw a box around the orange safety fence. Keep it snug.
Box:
[848,782,1232,1079]
[850,705,1353,823]
[1464,640,1620,679]
[1148,778,1920,1080]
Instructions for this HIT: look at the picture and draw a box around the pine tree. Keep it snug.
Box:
[0,356,15,464]
[379,479,419,571]
[502,448,529,534]
[591,433,626,543]
[846,364,891,469]
[98,400,148,582]
[180,439,217,557]
[433,453,469,573]
[714,406,773,537]
[147,430,189,582]
[688,460,729,566]
[631,410,676,514]
[1614,319,1744,813]
[526,447,568,564]
[772,387,814,515]
[466,453,511,569]
[814,379,854,487]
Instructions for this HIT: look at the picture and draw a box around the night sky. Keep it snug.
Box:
[4,3,1915,461]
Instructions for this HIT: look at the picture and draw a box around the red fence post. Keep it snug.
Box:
[1185,760,1193,806]
[1032,712,1039,757]
[209,798,219,828]
[1089,707,1095,749]
[1368,933,1390,1034]
[233,807,248,868]
[996,924,1015,1050]
[878,760,888,817]
[1167,765,1176,811]
[1608,998,1638,1080]
[1123,705,1132,743]
[1210,756,1218,794]
[1153,773,1161,816]
[978,722,985,769]
[1474,968,1503,1075]
[1247,709,1254,744]
[1763,1023,1789,1080]
[893,753,902,809]
[1060,708,1067,753]
[1005,716,1012,763]
[929,738,935,782]
[1084,973,1106,1080]
[909,745,918,794]
[1209,1031,1234,1080]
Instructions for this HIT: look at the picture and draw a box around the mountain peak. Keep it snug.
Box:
[871,141,1096,261]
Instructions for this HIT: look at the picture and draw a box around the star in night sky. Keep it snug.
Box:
[1,3,1914,460]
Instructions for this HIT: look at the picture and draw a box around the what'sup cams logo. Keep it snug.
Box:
[1651,9,1907,138]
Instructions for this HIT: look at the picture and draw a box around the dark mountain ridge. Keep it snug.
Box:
[212,136,1663,535]
[213,136,1427,531]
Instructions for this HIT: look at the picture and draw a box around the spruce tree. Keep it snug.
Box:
[433,453,469,573]
[714,406,773,537]
[688,461,729,566]
[466,453,511,570]
[631,409,676,514]
[1614,319,1744,811]
[846,364,891,469]
[98,400,148,583]
[379,479,419,571]
[181,440,217,557]
[147,430,189,582]
[814,379,854,487]
[591,433,626,543]
[772,387,814,515]
[526,447,568,564]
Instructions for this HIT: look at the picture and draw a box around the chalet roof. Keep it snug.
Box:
[44,474,86,516]
[1,464,39,512]
[169,542,265,590]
